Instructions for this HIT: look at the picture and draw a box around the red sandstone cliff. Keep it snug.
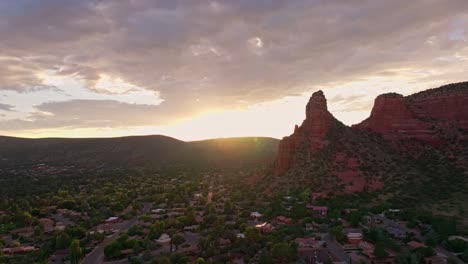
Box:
[273,82,468,193]
[353,82,468,145]
[275,91,337,175]
[352,93,434,142]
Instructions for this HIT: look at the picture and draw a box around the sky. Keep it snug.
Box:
[0,0,467,141]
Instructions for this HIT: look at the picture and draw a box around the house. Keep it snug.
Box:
[10,227,33,238]
[311,192,326,201]
[359,241,375,256]
[120,249,134,255]
[255,222,273,233]
[305,222,320,232]
[184,225,199,232]
[273,216,293,226]
[347,232,363,244]
[307,205,328,216]
[2,246,37,255]
[151,208,166,214]
[38,218,55,233]
[386,226,406,239]
[150,214,163,220]
[236,233,246,239]
[344,208,358,214]
[373,217,383,224]
[96,223,115,233]
[225,221,236,226]
[167,212,184,218]
[425,255,448,264]
[448,236,468,243]
[48,249,69,264]
[388,209,401,213]
[170,207,186,213]
[407,240,426,249]
[218,238,232,248]
[156,233,171,244]
[105,216,119,224]
[305,223,315,232]
[250,212,263,220]
[229,252,245,264]
[295,237,324,248]
[55,222,66,232]
[195,215,204,223]
[349,252,369,264]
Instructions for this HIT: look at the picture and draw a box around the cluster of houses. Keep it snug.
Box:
[0,163,90,178]
[0,206,90,258]
[1,246,37,255]
[2,170,467,264]
[247,197,464,264]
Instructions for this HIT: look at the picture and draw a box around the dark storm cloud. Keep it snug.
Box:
[0,100,164,130]
[0,103,14,112]
[0,0,467,130]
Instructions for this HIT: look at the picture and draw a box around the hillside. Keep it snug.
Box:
[268,82,468,212]
[0,135,279,168]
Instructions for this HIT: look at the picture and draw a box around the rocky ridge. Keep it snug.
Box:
[273,82,468,195]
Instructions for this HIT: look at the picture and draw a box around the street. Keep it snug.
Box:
[321,233,350,263]
[81,203,151,264]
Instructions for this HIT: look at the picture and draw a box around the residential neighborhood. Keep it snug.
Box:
[1,166,467,264]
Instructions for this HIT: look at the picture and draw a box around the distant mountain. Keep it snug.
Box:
[0,135,279,168]
[271,82,468,205]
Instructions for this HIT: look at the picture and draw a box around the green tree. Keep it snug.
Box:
[245,227,261,243]
[172,234,185,251]
[330,225,345,241]
[69,239,82,264]
[196,257,207,264]
[448,257,459,264]
[272,242,295,263]
[299,189,311,202]
[149,221,165,240]
[349,211,362,227]
[156,256,171,264]
[259,251,274,264]
[224,200,235,214]
[128,224,144,236]
[104,243,121,260]
[185,208,196,225]
[462,249,468,262]
[448,239,468,253]
[374,242,389,259]
[55,232,71,249]
[171,253,189,263]
[15,211,32,227]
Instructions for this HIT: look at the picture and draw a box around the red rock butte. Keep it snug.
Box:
[275,90,338,175]
[274,82,468,176]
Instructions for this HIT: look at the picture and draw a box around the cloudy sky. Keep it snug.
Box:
[0,0,467,140]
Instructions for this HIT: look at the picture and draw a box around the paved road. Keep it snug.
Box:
[321,233,350,264]
[82,203,151,264]
[82,230,124,264]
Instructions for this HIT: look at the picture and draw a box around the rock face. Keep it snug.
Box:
[353,82,468,145]
[352,93,434,142]
[274,91,336,175]
[273,82,468,194]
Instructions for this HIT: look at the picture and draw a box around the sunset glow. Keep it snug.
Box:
[0,1,467,140]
